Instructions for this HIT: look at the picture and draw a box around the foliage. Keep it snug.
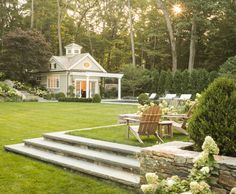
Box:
[188,77,236,156]
[0,72,5,81]
[67,85,75,97]
[122,65,152,97]
[104,87,117,99]
[126,69,218,97]
[137,102,156,115]
[0,1,235,71]
[219,56,236,78]
[13,81,48,97]
[141,136,219,194]
[58,97,93,103]
[0,28,52,82]
[54,92,66,100]
[138,93,149,105]
[0,82,21,101]
[92,94,101,103]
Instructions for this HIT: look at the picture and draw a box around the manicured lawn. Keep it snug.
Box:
[0,102,137,194]
[69,125,189,147]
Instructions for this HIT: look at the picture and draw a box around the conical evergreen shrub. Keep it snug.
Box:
[188,77,236,156]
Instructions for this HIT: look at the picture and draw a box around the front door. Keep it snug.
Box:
[75,80,87,97]
[75,80,98,98]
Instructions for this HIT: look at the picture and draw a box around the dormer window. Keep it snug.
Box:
[68,49,71,54]
[74,50,79,54]
[50,62,56,70]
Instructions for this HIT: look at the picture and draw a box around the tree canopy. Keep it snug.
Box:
[0,0,235,73]
[0,28,52,81]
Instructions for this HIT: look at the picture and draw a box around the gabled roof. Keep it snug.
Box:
[64,43,82,49]
[50,53,107,73]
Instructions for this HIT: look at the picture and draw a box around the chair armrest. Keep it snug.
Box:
[124,117,140,126]
[124,117,140,122]
[162,114,188,119]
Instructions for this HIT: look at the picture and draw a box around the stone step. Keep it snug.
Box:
[5,144,140,187]
[24,138,140,172]
[44,132,141,156]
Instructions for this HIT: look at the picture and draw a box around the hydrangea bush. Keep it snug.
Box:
[137,94,199,116]
[13,81,49,97]
[141,136,222,194]
[0,82,20,101]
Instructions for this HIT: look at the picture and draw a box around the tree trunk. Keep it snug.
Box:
[30,0,34,29]
[188,16,197,73]
[57,0,63,56]
[156,0,177,73]
[128,0,136,66]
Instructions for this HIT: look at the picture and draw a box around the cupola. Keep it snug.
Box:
[64,43,82,56]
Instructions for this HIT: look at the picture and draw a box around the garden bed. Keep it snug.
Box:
[139,141,236,193]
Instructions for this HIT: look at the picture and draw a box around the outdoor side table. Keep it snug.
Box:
[158,120,173,138]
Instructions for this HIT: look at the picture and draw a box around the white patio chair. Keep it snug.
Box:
[159,94,176,100]
[175,94,192,101]
[149,93,157,100]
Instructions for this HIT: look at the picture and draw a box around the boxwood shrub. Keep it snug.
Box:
[188,77,236,156]
[58,97,93,103]
[92,94,101,103]
[138,93,149,105]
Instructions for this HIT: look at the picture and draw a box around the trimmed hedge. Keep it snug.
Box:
[138,93,149,105]
[188,77,236,156]
[92,94,101,103]
[54,92,65,100]
[58,97,93,103]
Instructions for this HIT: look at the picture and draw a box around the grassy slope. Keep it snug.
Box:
[0,102,137,194]
[69,125,189,147]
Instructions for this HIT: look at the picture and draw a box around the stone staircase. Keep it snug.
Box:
[5,132,141,187]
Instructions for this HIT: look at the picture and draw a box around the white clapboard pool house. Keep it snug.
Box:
[37,43,123,99]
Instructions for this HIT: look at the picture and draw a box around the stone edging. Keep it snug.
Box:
[139,141,236,194]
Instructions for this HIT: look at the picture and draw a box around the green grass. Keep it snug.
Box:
[69,125,189,147]
[0,102,137,194]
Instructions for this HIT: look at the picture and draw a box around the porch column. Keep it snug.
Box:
[118,77,121,100]
[86,76,90,98]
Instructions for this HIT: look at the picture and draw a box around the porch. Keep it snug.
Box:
[70,72,123,100]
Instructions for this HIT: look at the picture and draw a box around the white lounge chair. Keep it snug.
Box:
[149,93,157,100]
[159,94,176,100]
[175,94,192,101]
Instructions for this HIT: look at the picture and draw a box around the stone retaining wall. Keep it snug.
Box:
[139,141,236,194]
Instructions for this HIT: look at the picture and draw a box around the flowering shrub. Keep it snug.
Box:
[0,82,21,101]
[137,102,156,115]
[13,81,49,97]
[137,94,199,116]
[141,136,221,194]
[231,188,236,194]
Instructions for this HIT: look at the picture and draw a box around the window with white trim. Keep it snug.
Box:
[47,76,60,89]
[74,50,79,54]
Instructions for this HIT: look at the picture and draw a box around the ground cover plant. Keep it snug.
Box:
[0,102,137,194]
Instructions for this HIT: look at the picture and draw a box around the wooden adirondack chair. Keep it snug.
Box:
[162,103,196,135]
[125,105,163,143]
